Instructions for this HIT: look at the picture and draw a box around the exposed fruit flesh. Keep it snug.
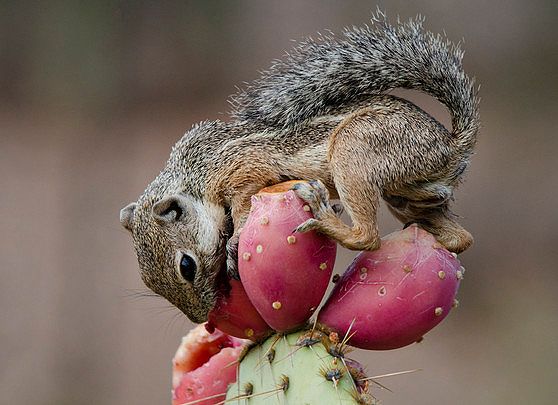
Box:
[172,324,246,405]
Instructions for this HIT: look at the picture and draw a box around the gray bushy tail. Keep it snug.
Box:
[230,12,480,153]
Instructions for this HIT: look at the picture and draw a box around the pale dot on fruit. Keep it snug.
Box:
[456,270,463,280]
[256,245,263,254]
[303,205,311,212]
[378,286,387,296]
[435,307,443,316]
[272,301,282,310]
[452,299,460,308]
[319,262,328,270]
[242,252,251,261]
[403,264,412,273]
[286,235,296,244]
[438,270,446,279]
[260,216,269,225]
[359,267,368,280]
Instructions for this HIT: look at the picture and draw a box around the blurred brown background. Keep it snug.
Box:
[1,1,557,404]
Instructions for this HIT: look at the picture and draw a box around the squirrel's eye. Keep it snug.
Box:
[179,254,196,282]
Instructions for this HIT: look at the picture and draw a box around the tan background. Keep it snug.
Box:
[1,1,557,404]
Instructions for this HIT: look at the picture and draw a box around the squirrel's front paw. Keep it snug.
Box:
[292,180,340,234]
[226,236,240,280]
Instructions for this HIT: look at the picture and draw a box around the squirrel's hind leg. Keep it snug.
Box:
[293,106,404,251]
[386,201,473,253]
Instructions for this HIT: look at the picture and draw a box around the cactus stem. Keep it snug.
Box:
[221,376,289,404]
[254,334,282,371]
[272,344,304,366]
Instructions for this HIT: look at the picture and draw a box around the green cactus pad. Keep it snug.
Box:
[226,330,372,404]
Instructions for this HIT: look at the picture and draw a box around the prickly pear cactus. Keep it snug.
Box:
[226,330,374,405]
[172,180,466,404]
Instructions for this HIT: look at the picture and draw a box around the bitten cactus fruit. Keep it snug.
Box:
[172,324,247,405]
[318,224,462,350]
[207,279,273,341]
[238,181,337,332]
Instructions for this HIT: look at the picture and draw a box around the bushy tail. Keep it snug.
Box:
[230,12,480,153]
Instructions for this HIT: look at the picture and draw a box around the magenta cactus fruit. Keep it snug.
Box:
[171,324,246,405]
[238,181,337,332]
[207,279,273,341]
[318,224,462,350]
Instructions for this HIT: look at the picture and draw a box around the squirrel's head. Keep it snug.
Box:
[120,193,230,323]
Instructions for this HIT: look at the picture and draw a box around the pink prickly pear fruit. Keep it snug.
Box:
[238,180,337,332]
[318,224,462,350]
[207,279,273,341]
[172,324,246,405]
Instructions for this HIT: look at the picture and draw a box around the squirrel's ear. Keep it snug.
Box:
[120,202,137,232]
[152,195,188,224]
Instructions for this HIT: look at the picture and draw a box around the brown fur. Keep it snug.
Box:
[119,16,479,323]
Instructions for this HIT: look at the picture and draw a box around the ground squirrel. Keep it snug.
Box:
[120,13,480,323]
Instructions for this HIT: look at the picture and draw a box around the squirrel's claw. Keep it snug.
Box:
[294,218,320,234]
[292,180,331,215]
[292,180,340,234]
